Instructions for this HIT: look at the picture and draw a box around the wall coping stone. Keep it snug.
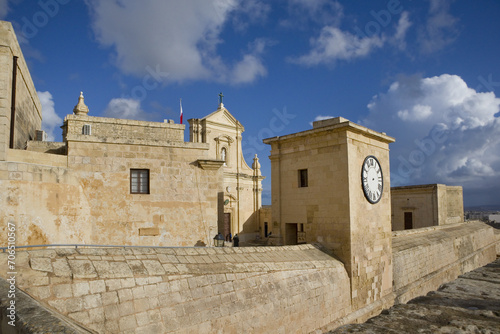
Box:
[0,277,94,333]
[392,220,480,238]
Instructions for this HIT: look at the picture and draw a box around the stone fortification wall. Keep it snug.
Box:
[0,245,351,334]
[26,140,67,155]
[444,186,463,224]
[392,221,497,304]
[0,278,92,333]
[0,139,222,248]
[0,21,42,160]
[391,184,464,231]
[63,115,184,144]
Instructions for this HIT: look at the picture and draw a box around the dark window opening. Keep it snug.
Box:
[298,169,308,187]
[404,212,413,230]
[131,169,150,194]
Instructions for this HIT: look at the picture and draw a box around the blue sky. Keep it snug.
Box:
[2,0,500,207]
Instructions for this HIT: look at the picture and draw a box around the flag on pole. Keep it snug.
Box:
[179,98,183,124]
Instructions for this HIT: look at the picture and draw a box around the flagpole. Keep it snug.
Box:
[180,98,183,124]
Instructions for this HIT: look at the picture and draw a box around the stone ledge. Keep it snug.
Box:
[0,277,94,333]
[329,258,500,333]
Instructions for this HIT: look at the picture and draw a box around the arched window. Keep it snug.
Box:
[221,148,227,166]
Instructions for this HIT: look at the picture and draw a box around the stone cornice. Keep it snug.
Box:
[197,159,225,170]
[263,118,395,145]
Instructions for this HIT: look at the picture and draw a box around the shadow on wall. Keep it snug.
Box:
[194,240,207,247]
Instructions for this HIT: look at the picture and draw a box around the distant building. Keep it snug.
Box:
[391,184,464,231]
[489,214,500,223]
[466,212,488,221]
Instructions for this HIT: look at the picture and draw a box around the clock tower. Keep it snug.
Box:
[264,117,395,317]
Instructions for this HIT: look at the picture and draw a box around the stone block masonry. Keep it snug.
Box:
[331,257,500,333]
[0,245,352,334]
[0,278,92,333]
[392,221,498,304]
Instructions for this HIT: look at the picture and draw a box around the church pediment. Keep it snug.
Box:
[202,107,244,131]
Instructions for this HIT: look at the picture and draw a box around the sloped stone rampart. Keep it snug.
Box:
[392,221,497,304]
[0,245,351,333]
[0,278,92,334]
[330,257,500,333]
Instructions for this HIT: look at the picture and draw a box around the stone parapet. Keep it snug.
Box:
[0,245,351,333]
[7,148,68,167]
[331,257,500,333]
[26,140,67,155]
[62,114,185,145]
[0,277,93,333]
[392,221,497,303]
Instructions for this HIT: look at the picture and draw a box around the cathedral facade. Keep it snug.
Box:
[188,97,265,243]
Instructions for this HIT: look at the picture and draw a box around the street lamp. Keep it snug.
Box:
[213,233,225,247]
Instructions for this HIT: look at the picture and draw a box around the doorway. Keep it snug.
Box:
[224,213,231,239]
[285,223,298,245]
[404,212,413,230]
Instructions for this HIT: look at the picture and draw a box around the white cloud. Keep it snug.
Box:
[85,0,267,84]
[38,91,62,141]
[103,98,145,120]
[362,74,500,205]
[231,54,267,84]
[290,26,384,66]
[392,11,412,50]
[309,115,335,127]
[397,104,432,121]
[289,6,413,66]
[314,115,335,121]
[418,0,459,54]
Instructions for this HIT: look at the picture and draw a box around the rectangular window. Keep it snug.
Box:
[298,169,308,188]
[130,169,149,194]
[82,124,92,135]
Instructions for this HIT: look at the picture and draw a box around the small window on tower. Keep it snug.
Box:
[130,169,150,194]
[82,124,91,135]
[298,169,308,188]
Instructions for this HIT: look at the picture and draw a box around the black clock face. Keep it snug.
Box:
[362,155,383,204]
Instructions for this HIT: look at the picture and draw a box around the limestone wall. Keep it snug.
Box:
[0,21,42,160]
[0,245,351,334]
[26,140,67,155]
[63,114,184,143]
[189,107,264,243]
[392,221,497,304]
[264,118,395,316]
[391,184,464,231]
[391,185,439,230]
[444,186,463,224]
[0,139,222,247]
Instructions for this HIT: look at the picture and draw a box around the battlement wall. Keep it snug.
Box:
[0,138,222,248]
[392,221,497,303]
[62,115,185,144]
[0,245,351,333]
[0,21,42,160]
